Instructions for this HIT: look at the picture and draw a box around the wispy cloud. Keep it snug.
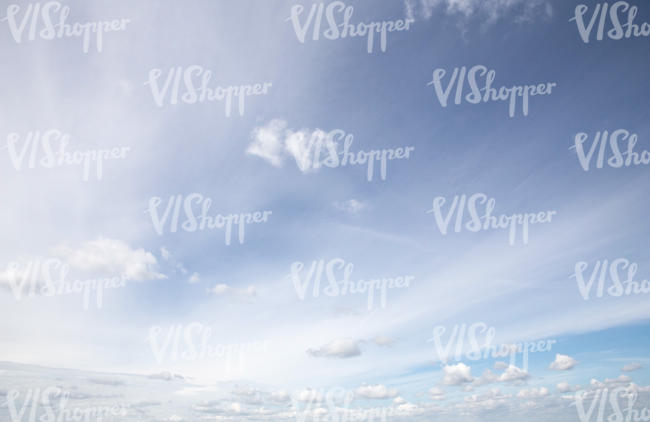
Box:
[404,0,553,27]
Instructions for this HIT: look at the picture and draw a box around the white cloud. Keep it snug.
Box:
[404,0,553,26]
[471,365,529,387]
[429,386,445,400]
[188,272,200,284]
[246,119,287,167]
[462,388,512,410]
[622,363,643,372]
[208,283,230,295]
[284,129,330,173]
[603,375,632,386]
[395,402,422,416]
[393,396,406,404]
[441,363,474,386]
[307,338,361,359]
[494,361,509,370]
[498,365,530,383]
[473,369,498,386]
[53,237,166,281]
[0,264,37,291]
[517,387,549,399]
[549,354,578,371]
[207,283,257,297]
[247,120,336,174]
[294,389,323,403]
[148,371,184,381]
[557,382,580,393]
[355,384,398,399]
[270,390,291,403]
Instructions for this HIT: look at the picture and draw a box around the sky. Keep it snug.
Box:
[1,0,650,421]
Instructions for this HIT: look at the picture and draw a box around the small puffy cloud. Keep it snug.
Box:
[355,384,398,399]
[517,387,549,399]
[604,375,632,386]
[557,382,580,393]
[429,387,445,401]
[207,284,257,298]
[270,390,291,403]
[441,363,474,386]
[462,388,511,410]
[188,272,200,284]
[472,365,529,387]
[87,377,124,386]
[246,119,287,167]
[494,361,509,370]
[232,387,260,397]
[54,237,166,281]
[549,354,578,371]
[622,363,643,372]
[498,365,530,383]
[473,369,498,386]
[208,283,230,295]
[395,402,422,416]
[590,378,605,389]
[394,396,406,404]
[231,387,263,405]
[307,338,361,359]
[334,199,367,214]
[148,371,184,381]
[295,389,323,403]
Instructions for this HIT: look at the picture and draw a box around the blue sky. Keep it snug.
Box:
[1,0,650,420]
